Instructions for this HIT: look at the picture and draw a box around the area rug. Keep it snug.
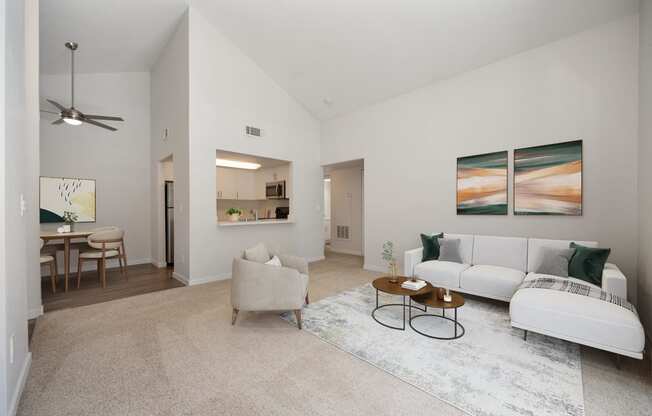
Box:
[282,284,584,416]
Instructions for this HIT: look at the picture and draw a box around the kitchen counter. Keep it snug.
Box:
[218,219,294,227]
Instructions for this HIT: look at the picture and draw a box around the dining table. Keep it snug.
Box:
[40,230,93,292]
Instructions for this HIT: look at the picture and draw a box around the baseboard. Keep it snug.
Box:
[28,305,43,320]
[328,247,363,256]
[152,260,167,268]
[9,352,31,416]
[363,263,386,273]
[306,255,325,263]
[188,272,231,286]
[171,272,189,286]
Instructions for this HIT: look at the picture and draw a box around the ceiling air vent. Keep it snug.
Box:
[245,125,262,138]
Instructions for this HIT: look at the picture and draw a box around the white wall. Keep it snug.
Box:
[150,12,190,278]
[24,0,40,321]
[1,0,38,414]
[187,7,323,283]
[322,16,640,300]
[40,72,152,271]
[329,166,364,256]
[639,2,652,333]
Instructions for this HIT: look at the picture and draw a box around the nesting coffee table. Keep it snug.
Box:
[409,290,465,340]
[371,276,465,339]
[371,276,432,330]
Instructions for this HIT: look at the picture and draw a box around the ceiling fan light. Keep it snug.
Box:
[63,117,82,126]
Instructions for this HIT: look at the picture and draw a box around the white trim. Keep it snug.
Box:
[171,271,189,285]
[306,255,325,263]
[28,305,43,319]
[511,321,643,360]
[152,260,167,268]
[188,272,231,286]
[363,263,386,273]
[9,352,31,416]
[328,247,363,256]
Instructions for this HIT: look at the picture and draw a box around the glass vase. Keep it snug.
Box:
[389,261,398,283]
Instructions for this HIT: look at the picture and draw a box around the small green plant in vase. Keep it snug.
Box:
[62,211,78,232]
[226,208,243,222]
[382,241,399,283]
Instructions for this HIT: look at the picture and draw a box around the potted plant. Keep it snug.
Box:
[62,211,78,232]
[226,208,243,222]
[382,241,399,283]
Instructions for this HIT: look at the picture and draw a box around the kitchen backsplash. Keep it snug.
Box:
[217,199,289,221]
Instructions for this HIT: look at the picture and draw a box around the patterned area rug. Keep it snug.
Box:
[282,284,584,416]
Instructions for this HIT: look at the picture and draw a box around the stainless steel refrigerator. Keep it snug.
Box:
[165,181,174,266]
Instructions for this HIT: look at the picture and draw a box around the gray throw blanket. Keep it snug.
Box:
[519,277,637,314]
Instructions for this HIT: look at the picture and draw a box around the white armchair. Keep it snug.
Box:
[231,252,310,329]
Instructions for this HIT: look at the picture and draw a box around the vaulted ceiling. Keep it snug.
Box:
[41,0,638,120]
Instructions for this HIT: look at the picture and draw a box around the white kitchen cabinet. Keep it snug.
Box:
[235,170,257,200]
[216,167,237,200]
[217,167,259,200]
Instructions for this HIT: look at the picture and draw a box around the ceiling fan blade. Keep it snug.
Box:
[82,118,117,132]
[46,99,67,111]
[83,114,124,121]
[52,119,64,125]
[40,109,60,115]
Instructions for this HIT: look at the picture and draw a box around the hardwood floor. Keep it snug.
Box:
[41,263,184,313]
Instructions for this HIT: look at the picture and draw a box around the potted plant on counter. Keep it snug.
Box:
[226,208,243,222]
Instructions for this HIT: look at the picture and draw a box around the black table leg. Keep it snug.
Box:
[402,295,406,330]
[454,308,458,338]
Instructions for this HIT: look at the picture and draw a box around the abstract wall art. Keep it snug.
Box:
[40,177,96,223]
[457,151,508,215]
[514,140,582,215]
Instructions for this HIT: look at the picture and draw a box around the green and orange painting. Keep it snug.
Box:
[514,140,582,216]
[457,151,508,215]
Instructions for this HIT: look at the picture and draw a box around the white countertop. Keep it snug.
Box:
[218,219,294,227]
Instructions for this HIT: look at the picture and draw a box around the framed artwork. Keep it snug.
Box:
[514,140,582,215]
[457,151,508,215]
[40,176,96,223]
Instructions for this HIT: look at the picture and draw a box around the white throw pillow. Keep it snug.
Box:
[245,243,270,263]
[265,255,282,267]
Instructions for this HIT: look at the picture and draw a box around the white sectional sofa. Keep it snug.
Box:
[404,234,645,359]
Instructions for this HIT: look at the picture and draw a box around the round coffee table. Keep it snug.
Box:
[409,290,465,340]
[372,276,433,330]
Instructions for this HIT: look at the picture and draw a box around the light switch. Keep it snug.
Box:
[20,194,27,216]
[9,334,14,364]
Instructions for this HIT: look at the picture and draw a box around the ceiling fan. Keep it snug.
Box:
[42,42,124,131]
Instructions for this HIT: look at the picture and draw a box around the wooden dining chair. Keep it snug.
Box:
[77,228,126,289]
[40,239,57,293]
[89,226,128,273]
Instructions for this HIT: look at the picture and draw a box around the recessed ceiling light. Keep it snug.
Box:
[215,158,261,170]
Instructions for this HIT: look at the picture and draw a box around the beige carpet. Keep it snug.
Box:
[19,252,652,416]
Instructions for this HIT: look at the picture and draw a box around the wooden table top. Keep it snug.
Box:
[411,290,465,309]
[40,231,93,240]
[372,276,433,297]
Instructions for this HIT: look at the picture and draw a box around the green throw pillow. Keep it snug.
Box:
[568,242,611,287]
[421,233,444,262]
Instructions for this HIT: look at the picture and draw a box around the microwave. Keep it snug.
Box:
[266,181,286,199]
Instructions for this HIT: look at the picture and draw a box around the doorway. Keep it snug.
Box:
[159,155,174,269]
[322,159,365,262]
